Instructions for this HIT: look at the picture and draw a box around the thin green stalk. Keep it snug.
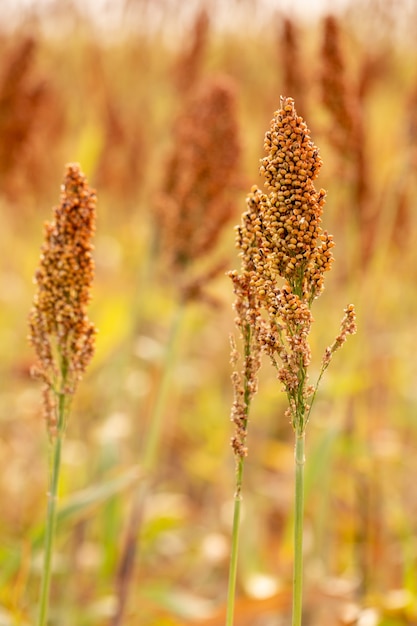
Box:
[37,383,67,626]
[226,457,244,626]
[292,430,305,626]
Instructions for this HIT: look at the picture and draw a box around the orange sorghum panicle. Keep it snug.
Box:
[256,97,333,303]
[28,163,97,435]
[232,97,355,434]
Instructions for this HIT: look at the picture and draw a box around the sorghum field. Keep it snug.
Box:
[2,1,417,625]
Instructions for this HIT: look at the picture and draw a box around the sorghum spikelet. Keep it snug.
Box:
[28,163,97,436]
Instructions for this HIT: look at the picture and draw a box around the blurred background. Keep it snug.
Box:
[1,0,417,624]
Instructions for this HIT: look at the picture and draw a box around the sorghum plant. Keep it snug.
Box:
[228,97,356,626]
[28,163,97,626]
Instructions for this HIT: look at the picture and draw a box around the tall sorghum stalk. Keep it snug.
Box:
[228,97,356,626]
[111,75,242,626]
[28,164,97,626]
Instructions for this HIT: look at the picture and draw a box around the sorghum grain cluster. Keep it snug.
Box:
[230,97,356,443]
[28,163,97,436]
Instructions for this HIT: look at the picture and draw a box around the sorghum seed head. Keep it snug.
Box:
[28,163,97,434]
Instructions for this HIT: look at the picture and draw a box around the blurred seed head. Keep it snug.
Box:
[155,74,242,303]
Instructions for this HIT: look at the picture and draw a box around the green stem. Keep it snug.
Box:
[226,457,244,626]
[37,388,67,626]
[292,430,305,626]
